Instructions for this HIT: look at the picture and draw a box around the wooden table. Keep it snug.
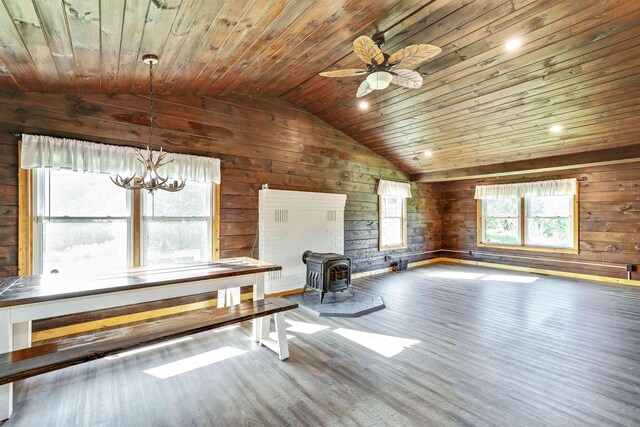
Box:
[0,257,281,420]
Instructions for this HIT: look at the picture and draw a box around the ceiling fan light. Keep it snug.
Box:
[366,71,393,90]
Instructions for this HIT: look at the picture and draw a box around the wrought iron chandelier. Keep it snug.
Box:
[111,54,185,193]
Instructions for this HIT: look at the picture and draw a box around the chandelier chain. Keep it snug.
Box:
[149,57,154,149]
[110,54,185,193]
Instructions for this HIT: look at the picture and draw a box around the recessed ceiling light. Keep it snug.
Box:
[505,39,521,51]
[424,150,433,157]
[358,101,369,110]
[550,125,562,133]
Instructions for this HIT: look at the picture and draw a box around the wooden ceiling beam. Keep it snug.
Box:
[411,144,640,182]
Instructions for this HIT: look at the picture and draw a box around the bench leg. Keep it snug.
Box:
[253,316,270,343]
[13,321,31,350]
[216,288,226,308]
[0,309,13,421]
[273,313,289,361]
[252,274,266,342]
[259,313,290,361]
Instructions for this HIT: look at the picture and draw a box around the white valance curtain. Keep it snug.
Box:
[474,178,577,199]
[377,179,412,198]
[20,134,221,184]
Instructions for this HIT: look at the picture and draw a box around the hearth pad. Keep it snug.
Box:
[286,291,385,317]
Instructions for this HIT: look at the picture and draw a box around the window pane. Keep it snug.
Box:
[46,169,130,217]
[484,198,519,217]
[383,196,402,218]
[143,182,210,217]
[143,219,209,265]
[526,195,572,217]
[381,217,403,247]
[42,220,129,274]
[484,218,520,245]
[526,218,572,247]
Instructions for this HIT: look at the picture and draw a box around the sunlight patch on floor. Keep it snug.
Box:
[268,332,295,341]
[482,274,538,283]
[424,271,485,280]
[333,328,420,358]
[285,319,330,334]
[143,346,247,379]
[105,337,193,360]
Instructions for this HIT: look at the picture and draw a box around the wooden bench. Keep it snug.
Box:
[0,297,297,386]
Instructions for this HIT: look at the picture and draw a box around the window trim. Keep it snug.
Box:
[31,169,135,274]
[24,167,218,275]
[378,195,408,251]
[480,197,522,246]
[139,184,213,266]
[476,191,579,254]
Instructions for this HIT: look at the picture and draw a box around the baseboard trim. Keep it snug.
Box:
[352,257,443,278]
[265,288,304,298]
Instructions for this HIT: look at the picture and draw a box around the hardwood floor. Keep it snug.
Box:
[4,263,640,426]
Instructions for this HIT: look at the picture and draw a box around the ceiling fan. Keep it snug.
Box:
[319,35,441,97]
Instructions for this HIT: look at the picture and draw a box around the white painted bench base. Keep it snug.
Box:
[0,272,283,421]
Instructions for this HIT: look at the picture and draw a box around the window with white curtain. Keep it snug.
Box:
[23,134,221,274]
[379,195,407,250]
[377,180,411,251]
[475,179,578,252]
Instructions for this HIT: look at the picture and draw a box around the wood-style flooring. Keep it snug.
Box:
[3,263,640,426]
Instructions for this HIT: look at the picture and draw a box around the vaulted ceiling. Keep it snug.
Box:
[0,0,638,178]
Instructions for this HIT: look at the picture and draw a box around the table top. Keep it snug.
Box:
[0,258,281,308]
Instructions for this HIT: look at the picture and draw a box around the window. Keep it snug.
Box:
[142,182,212,265]
[34,169,133,274]
[478,193,577,253]
[33,169,215,274]
[525,195,574,248]
[379,195,407,250]
[482,198,521,245]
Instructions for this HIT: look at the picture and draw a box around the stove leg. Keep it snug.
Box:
[320,291,325,304]
[301,285,307,299]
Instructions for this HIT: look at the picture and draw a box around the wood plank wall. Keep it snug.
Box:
[0,126,18,277]
[440,163,640,279]
[0,91,441,279]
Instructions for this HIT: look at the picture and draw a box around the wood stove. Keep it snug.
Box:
[302,250,353,303]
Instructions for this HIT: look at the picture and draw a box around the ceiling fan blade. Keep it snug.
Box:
[391,69,423,89]
[356,80,373,97]
[319,69,368,77]
[388,44,441,69]
[353,36,384,65]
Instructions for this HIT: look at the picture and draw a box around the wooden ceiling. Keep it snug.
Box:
[0,0,638,178]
